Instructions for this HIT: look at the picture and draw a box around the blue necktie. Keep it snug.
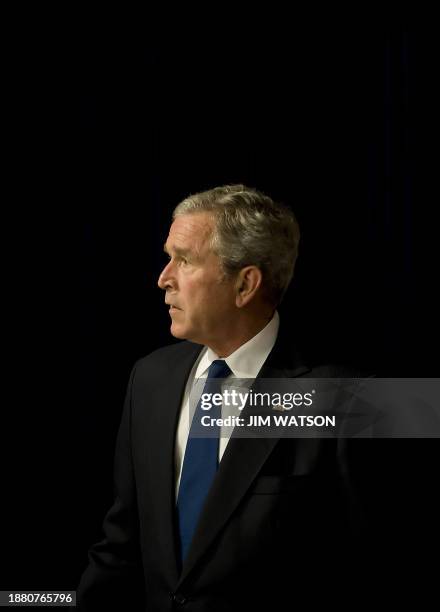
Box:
[177,359,232,563]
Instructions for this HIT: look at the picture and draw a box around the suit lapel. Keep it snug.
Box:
[177,332,310,586]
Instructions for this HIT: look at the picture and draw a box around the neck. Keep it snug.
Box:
[208,310,275,358]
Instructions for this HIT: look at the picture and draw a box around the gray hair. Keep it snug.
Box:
[173,185,300,305]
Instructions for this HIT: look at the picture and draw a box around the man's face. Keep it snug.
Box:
[158,212,238,345]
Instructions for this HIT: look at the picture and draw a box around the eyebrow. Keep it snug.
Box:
[163,244,192,258]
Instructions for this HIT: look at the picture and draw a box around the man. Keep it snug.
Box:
[77,185,369,611]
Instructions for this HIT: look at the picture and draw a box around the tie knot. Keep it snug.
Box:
[207,359,232,379]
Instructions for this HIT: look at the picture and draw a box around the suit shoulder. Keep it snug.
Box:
[306,362,375,378]
[132,340,202,376]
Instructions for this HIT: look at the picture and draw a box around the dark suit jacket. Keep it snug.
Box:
[77,333,375,611]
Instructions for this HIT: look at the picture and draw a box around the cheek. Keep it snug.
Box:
[208,286,235,312]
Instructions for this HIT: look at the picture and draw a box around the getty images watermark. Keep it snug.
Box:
[187,378,440,438]
[197,387,333,429]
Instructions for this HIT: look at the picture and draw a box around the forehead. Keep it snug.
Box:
[166,213,214,251]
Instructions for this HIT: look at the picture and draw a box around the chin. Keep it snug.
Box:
[171,324,202,344]
[170,324,187,339]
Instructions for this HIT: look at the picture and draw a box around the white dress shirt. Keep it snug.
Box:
[175,311,280,498]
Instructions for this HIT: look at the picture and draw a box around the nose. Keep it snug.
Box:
[158,259,176,291]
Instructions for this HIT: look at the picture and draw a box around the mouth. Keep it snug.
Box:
[168,305,182,312]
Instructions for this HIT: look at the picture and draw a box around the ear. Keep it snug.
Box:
[235,266,263,308]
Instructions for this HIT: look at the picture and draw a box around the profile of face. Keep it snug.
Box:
[158,213,238,346]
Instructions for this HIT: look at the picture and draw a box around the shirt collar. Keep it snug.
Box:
[195,311,280,379]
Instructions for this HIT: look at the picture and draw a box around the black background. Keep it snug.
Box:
[2,18,438,599]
